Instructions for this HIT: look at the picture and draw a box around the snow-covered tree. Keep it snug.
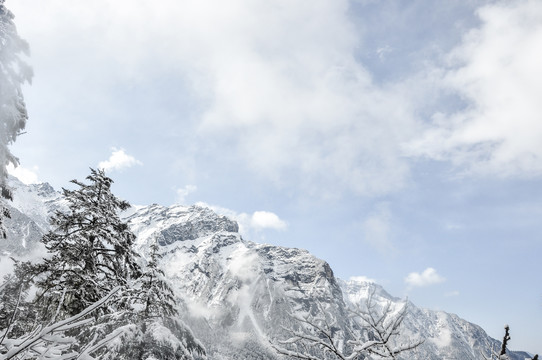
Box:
[33,168,142,321]
[273,287,422,359]
[23,169,205,359]
[0,0,33,239]
[135,241,177,320]
[3,168,206,358]
[482,325,538,360]
[0,287,123,360]
[102,242,206,360]
[100,318,206,360]
[0,261,36,339]
[348,291,422,359]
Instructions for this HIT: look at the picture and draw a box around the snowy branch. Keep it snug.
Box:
[273,287,423,360]
[0,287,121,360]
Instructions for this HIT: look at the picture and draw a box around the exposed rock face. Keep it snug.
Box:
[127,204,238,247]
[2,180,533,359]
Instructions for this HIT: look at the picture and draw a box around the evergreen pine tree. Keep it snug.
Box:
[0,260,36,339]
[33,168,142,321]
[136,241,177,320]
[5,169,205,358]
[0,0,33,239]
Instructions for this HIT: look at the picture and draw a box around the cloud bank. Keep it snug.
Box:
[12,0,417,198]
[11,0,542,198]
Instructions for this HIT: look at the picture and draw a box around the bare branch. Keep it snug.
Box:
[272,287,423,360]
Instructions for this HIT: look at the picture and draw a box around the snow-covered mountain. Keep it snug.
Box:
[1,177,62,255]
[1,178,533,359]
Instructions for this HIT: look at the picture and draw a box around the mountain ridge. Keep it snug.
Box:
[1,178,533,359]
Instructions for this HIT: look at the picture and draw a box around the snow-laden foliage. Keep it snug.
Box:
[0,0,32,239]
[0,287,122,360]
[0,261,36,339]
[33,168,142,320]
[1,169,206,359]
[133,241,177,319]
[0,170,142,358]
[103,240,206,359]
[101,318,205,360]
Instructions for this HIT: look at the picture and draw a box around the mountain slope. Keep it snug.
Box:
[125,202,531,359]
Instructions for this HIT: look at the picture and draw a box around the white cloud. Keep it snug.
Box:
[196,23,416,196]
[361,203,395,253]
[196,202,287,236]
[175,184,197,204]
[98,148,142,172]
[405,267,445,288]
[406,1,542,178]
[250,211,287,231]
[7,163,39,184]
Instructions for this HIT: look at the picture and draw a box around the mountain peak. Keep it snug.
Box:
[125,203,239,251]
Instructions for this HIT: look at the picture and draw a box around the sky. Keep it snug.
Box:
[5,0,542,353]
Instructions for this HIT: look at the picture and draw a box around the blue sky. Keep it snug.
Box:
[6,0,542,353]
